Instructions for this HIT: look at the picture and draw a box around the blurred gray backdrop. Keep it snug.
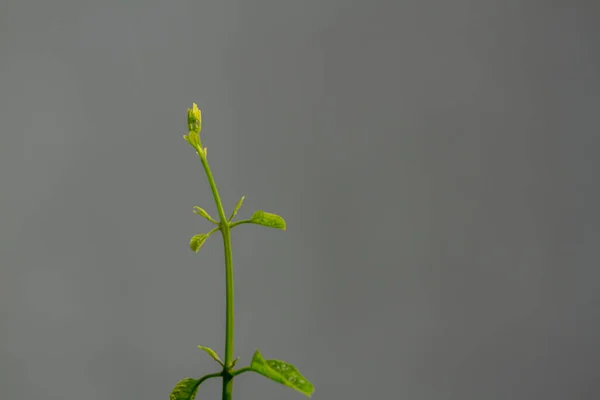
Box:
[1,1,599,399]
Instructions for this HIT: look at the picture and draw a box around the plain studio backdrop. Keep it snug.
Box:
[1,1,599,399]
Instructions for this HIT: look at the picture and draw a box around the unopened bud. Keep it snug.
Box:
[187,103,202,133]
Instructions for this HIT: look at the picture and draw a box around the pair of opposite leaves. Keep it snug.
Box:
[170,349,314,399]
[190,205,286,253]
[179,203,313,398]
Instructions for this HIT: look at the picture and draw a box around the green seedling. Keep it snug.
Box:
[170,104,314,400]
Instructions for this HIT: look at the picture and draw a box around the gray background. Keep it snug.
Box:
[1,1,599,399]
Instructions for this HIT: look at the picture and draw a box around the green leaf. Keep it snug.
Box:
[250,350,314,397]
[228,196,246,221]
[249,211,286,231]
[189,233,209,252]
[197,345,224,366]
[193,206,218,224]
[183,131,200,149]
[170,378,200,400]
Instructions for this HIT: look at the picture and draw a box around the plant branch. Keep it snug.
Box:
[228,219,253,229]
[230,366,252,377]
[197,371,223,385]
[197,151,236,400]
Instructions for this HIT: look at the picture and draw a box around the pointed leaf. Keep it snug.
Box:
[193,206,218,224]
[197,345,224,366]
[170,378,200,400]
[183,131,200,149]
[249,211,286,231]
[250,350,314,397]
[189,234,209,253]
[229,196,246,221]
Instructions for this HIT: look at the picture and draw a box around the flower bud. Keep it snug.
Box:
[187,103,202,133]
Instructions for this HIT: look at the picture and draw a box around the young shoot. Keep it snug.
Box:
[170,104,314,400]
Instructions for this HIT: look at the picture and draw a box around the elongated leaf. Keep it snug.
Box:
[193,206,218,224]
[250,350,314,397]
[183,131,200,149]
[189,234,209,252]
[197,345,224,366]
[250,211,286,231]
[170,378,200,400]
[229,196,246,221]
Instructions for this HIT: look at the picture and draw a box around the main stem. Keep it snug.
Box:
[220,226,234,400]
[199,152,235,400]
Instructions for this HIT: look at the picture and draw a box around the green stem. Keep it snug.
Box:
[197,371,223,385]
[198,152,235,400]
[189,372,223,398]
[199,154,228,223]
[230,366,252,377]
[220,225,235,400]
[228,219,253,230]
[207,226,221,236]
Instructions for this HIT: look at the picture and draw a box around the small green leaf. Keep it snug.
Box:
[183,131,200,149]
[231,356,240,368]
[250,350,314,397]
[193,206,218,224]
[189,234,209,252]
[228,196,246,221]
[249,211,286,231]
[197,345,224,366]
[170,378,200,400]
